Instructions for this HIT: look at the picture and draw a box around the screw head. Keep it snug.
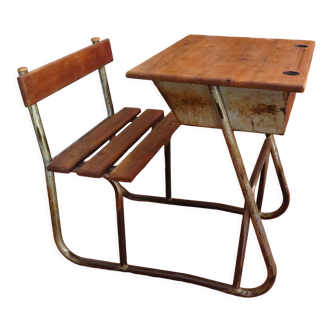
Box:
[91,37,100,43]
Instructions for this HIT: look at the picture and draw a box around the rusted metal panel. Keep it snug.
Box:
[285,92,296,128]
[154,81,295,135]
[220,86,290,134]
[154,81,221,128]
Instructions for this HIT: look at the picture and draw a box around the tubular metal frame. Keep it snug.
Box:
[25,95,289,298]
[20,44,290,297]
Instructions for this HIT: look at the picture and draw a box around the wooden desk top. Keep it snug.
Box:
[126,35,315,92]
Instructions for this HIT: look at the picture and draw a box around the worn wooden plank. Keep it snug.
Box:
[109,112,180,182]
[18,39,113,107]
[77,109,164,178]
[47,107,140,173]
[127,35,315,93]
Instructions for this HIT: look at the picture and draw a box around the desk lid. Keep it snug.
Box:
[126,35,315,92]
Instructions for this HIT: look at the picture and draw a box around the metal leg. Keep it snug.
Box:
[107,180,127,268]
[261,134,290,220]
[164,140,172,200]
[209,85,276,294]
[233,206,251,288]
[233,137,271,288]
[45,166,128,271]
[91,37,114,117]
[257,155,269,213]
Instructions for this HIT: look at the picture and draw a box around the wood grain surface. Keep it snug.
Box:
[127,35,315,92]
[47,107,140,173]
[77,109,164,178]
[109,112,180,182]
[18,39,113,107]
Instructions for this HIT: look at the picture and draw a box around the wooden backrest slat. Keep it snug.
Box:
[77,109,164,178]
[18,39,113,107]
[47,107,140,173]
[109,112,180,182]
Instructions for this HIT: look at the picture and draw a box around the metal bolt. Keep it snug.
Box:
[18,67,28,76]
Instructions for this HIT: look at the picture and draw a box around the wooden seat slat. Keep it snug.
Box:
[109,112,180,183]
[47,107,140,173]
[77,109,164,178]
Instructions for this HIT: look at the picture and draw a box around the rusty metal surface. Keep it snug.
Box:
[233,137,271,288]
[28,103,52,167]
[261,134,290,219]
[121,186,245,215]
[107,180,127,266]
[155,81,293,135]
[285,92,296,128]
[257,157,269,214]
[220,86,290,134]
[155,81,221,128]
[233,206,251,289]
[97,66,115,116]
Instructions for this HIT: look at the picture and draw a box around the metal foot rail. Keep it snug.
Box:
[119,135,291,220]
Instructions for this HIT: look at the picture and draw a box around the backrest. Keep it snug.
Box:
[17,38,113,107]
[17,37,114,167]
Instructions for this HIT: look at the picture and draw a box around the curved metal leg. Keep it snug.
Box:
[45,170,124,271]
[233,138,270,289]
[261,135,290,220]
[256,151,269,213]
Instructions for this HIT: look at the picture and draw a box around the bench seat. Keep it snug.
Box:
[47,108,180,182]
